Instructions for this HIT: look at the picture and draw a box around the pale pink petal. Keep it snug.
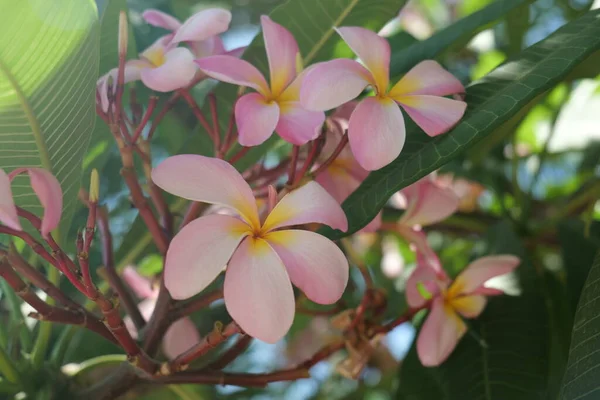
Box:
[140,48,196,92]
[396,95,467,137]
[405,265,440,308]
[235,93,280,146]
[152,155,259,227]
[224,238,294,343]
[275,102,324,145]
[260,15,299,96]
[142,9,182,31]
[335,27,390,92]
[171,8,232,43]
[266,230,348,304]
[97,61,148,113]
[417,297,467,366]
[195,56,270,96]
[28,168,62,238]
[452,255,520,296]
[190,36,226,58]
[331,101,359,121]
[124,298,156,339]
[451,295,487,318]
[0,169,21,231]
[262,181,348,232]
[396,226,444,278]
[348,97,405,171]
[163,317,201,360]
[315,167,359,204]
[225,46,246,59]
[122,266,157,299]
[389,60,465,97]
[397,178,460,227]
[300,59,372,111]
[140,35,175,62]
[164,214,250,300]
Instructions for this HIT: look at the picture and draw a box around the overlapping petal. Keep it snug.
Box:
[195,56,270,96]
[152,154,259,229]
[450,295,487,318]
[27,168,62,238]
[266,230,348,304]
[405,264,441,308]
[122,266,157,299]
[275,103,324,145]
[450,255,520,296]
[224,237,294,343]
[396,177,460,227]
[0,169,21,231]
[348,97,405,171]
[389,60,465,97]
[140,48,196,92]
[262,181,347,232]
[300,59,372,111]
[395,95,467,137]
[164,214,250,300]
[171,8,232,44]
[261,15,299,96]
[163,317,202,359]
[142,9,182,31]
[235,93,280,146]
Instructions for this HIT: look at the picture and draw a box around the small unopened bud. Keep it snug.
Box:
[89,169,100,203]
[118,11,128,58]
[267,185,278,213]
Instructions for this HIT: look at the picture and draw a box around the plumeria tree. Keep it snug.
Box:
[0,0,599,399]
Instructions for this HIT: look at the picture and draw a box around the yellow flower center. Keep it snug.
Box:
[144,47,166,67]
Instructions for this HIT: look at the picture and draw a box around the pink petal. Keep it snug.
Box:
[195,56,270,96]
[164,214,250,300]
[266,230,348,304]
[235,93,280,146]
[140,35,176,62]
[451,295,487,318]
[452,255,520,296]
[190,36,226,58]
[275,102,324,145]
[348,97,406,171]
[396,95,467,137]
[122,266,157,299]
[261,15,299,96]
[124,298,156,339]
[97,61,148,113]
[315,167,359,204]
[389,60,465,97]
[28,168,62,238]
[0,169,21,231]
[335,27,390,92]
[142,9,182,31]
[417,297,467,366]
[300,59,372,111]
[396,177,460,227]
[171,8,232,43]
[152,155,260,227]
[224,237,294,343]
[405,265,440,308]
[162,317,202,360]
[140,48,196,92]
[262,181,348,232]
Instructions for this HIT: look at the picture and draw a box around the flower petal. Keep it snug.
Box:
[224,237,294,343]
[28,168,62,238]
[163,317,202,360]
[396,177,460,227]
[171,8,232,43]
[190,36,226,58]
[0,169,21,231]
[315,167,359,204]
[140,48,196,92]
[266,230,348,304]
[195,55,270,96]
[396,95,467,137]
[451,255,520,296]
[152,154,259,229]
[122,266,157,299]
[275,102,324,145]
[450,295,487,318]
[262,181,348,232]
[416,297,467,367]
[389,60,465,97]
[405,265,440,308]
[300,59,372,111]
[335,27,390,92]
[261,15,299,96]
[164,214,250,300]
[142,9,182,31]
[348,97,405,171]
[235,93,280,146]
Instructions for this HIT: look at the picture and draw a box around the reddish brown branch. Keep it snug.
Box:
[179,89,216,143]
[312,133,348,178]
[228,146,250,165]
[287,145,300,185]
[208,93,221,154]
[207,335,252,370]
[179,202,208,230]
[171,289,223,321]
[132,96,158,143]
[142,279,173,355]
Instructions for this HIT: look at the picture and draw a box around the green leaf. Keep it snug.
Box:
[390,0,532,77]
[560,250,600,400]
[324,9,600,239]
[0,1,99,241]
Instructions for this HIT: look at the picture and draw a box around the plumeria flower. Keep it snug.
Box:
[122,266,201,359]
[407,253,520,366]
[0,168,62,238]
[301,26,467,170]
[196,16,325,147]
[152,155,349,343]
[436,174,485,213]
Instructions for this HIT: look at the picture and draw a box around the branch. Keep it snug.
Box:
[171,289,223,321]
[207,334,252,370]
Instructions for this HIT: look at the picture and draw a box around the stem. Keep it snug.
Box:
[139,140,173,235]
[207,335,252,370]
[286,145,300,185]
[295,138,323,185]
[220,112,237,157]
[171,289,223,321]
[147,93,180,141]
[179,89,216,143]
[228,146,250,165]
[179,202,208,230]
[311,133,348,178]
[142,279,172,355]
[208,93,221,154]
[131,96,158,143]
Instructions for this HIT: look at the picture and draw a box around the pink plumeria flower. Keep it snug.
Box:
[122,267,201,359]
[406,253,520,366]
[152,155,349,343]
[195,16,325,147]
[0,168,62,238]
[300,27,467,170]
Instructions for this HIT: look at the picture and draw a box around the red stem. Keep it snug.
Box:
[208,93,221,155]
[287,145,300,185]
[131,96,158,143]
[179,89,216,143]
[312,134,348,178]
[228,146,250,165]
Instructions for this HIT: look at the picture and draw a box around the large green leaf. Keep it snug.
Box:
[0,1,99,241]
[323,9,600,239]
[560,250,600,400]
